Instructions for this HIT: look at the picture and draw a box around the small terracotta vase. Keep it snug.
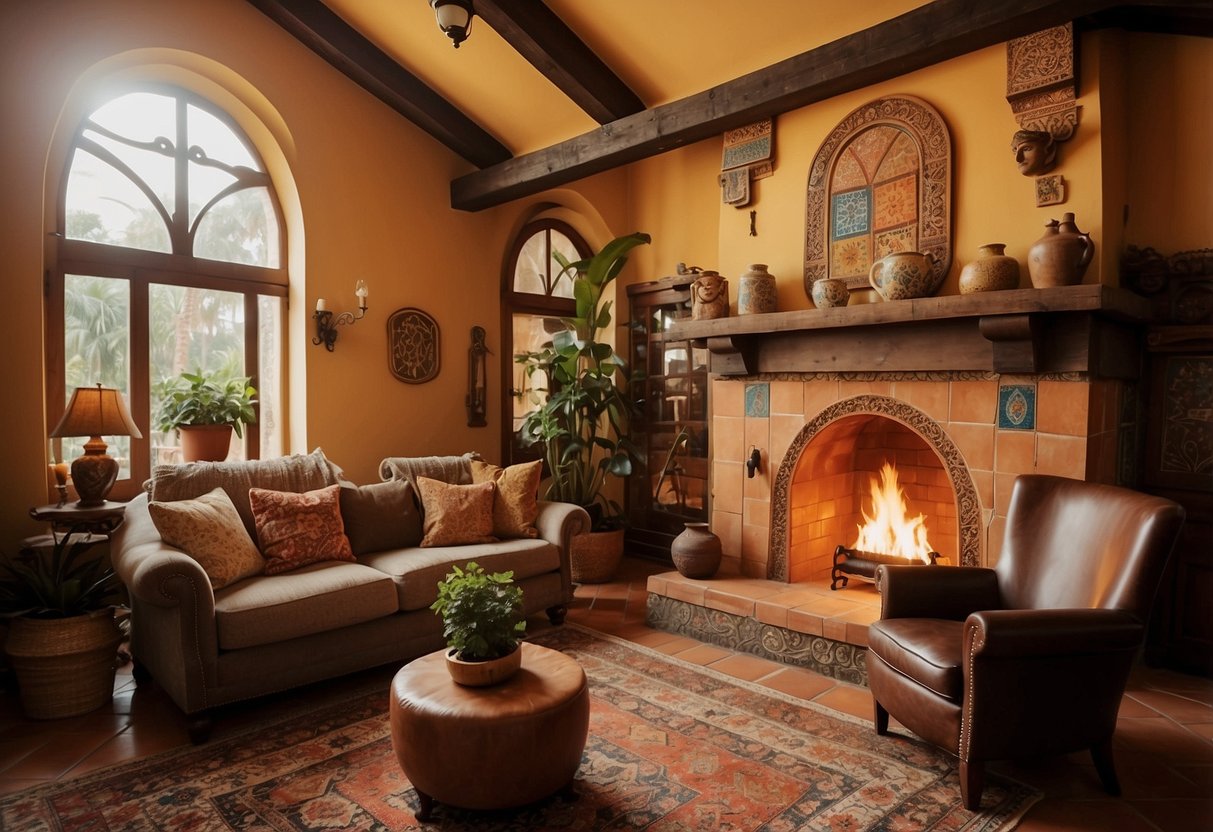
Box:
[690,271,729,320]
[811,277,849,309]
[737,264,777,315]
[445,646,521,687]
[671,522,722,579]
[1028,212,1094,288]
[959,244,1020,294]
[868,251,941,301]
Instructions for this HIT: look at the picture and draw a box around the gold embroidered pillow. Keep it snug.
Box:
[148,487,264,589]
[470,459,541,539]
[249,484,355,574]
[415,477,496,547]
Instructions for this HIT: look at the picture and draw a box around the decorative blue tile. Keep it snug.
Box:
[745,383,770,418]
[831,189,871,239]
[998,385,1036,430]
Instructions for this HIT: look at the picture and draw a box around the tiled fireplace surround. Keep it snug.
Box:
[645,287,1146,682]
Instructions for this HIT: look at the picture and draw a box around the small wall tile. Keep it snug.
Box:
[712,510,743,557]
[770,381,804,415]
[951,380,998,423]
[713,415,746,463]
[1037,433,1088,480]
[997,384,1036,430]
[1037,380,1090,436]
[714,379,745,417]
[745,382,770,417]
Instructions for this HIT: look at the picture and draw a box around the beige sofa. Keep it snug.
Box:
[110,450,588,742]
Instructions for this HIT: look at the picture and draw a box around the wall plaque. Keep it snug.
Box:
[387,307,440,384]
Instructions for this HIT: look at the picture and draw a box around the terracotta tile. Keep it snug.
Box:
[1126,689,1213,723]
[740,521,770,564]
[672,644,732,665]
[712,460,743,513]
[628,629,687,649]
[713,415,746,462]
[769,380,803,415]
[995,429,1035,475]
[1128,798,1213,832]
[945,421,995,471]
[708,653,783,682]
[743,497,771,529]
[814,684,873,720]
[1015,798,1158,831]
[1037,379,1091,436]
[1036,433,1088,479]
[759,667,837,701]
[703,590,756,617]
[712,510,742,558]
[713,379,745,417]
[770,414,804,468]
[895,380,950,421]
[648,635,703,655]
[1114,716,1213,764]
[950,380,998,423]
[804,380,841,420]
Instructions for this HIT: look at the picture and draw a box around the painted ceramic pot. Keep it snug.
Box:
[811,277,849,308]
[671,522,722,579]
[959,244,1020,294]
[690,271,729,320]
[737,264,777,315]
[868,251,941,301]
[1028,212,1094,288]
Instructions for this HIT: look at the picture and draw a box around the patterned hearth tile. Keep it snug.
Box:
[745,383,770,418]
[998,384,1036,430]
[831,189,870,239]
[831,236,871,277]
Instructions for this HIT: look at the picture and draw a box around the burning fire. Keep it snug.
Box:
[851,462,934,563]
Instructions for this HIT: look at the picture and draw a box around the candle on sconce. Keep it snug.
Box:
[50,462,69,486]
[355,280,368,299]
[316,298,327,312]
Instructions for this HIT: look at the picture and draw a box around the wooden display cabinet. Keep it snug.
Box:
[625,275,710,561]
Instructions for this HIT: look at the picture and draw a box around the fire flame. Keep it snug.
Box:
[850,462,934,563]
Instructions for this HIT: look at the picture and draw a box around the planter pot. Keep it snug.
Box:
[671,522,722,579]
[570,528,625,584]
[4,609,122,719]
[445,645,521,687]
[179,424,234,462]
[959,244,1020,294]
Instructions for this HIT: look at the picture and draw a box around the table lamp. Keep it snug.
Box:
[49,384,143,506]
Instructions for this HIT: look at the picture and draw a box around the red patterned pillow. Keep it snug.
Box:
[249,484,355,574]
[415,477,497,547]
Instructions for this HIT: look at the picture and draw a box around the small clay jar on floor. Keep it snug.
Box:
[671,522,722,579]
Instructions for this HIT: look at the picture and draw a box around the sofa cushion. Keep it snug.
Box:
[339,479,423,555]
[471,459,541,539]
[361,538,561,612]
[378,452,480,490]
[416,478,496,547]
[147,487,264,589]
[214,561,398,650]
[250,484,356,574]
[149,448,341,538]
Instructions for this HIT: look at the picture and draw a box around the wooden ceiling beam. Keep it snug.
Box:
[246,0,510,168]
[450,0,1185,211]
[475,0,645,124]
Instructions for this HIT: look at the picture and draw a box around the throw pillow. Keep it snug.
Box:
[148,487,264,589]
[470,459,541,539]
[249,484,355,574]
[415,477,497,547]
[338,478,423,555]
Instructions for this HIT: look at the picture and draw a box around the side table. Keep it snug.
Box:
[29,500,127,538]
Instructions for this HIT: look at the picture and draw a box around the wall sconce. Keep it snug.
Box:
[746,447,762,479]
[313,280,369,351]
[431,0,474,48]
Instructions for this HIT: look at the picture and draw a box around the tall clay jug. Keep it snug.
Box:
[737,264,777,315]
[1028,212,1094,288]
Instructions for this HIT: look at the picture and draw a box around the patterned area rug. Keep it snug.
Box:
[0,625,1038,830]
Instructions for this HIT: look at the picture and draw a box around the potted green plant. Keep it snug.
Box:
[515,232,650,582]
[430,562,526,687]
[0,529,125,718]
[155,370,257,462]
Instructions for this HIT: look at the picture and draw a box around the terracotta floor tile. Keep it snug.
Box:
[1013,798,1158,831]
[759,667,837,701]
[813,684,873,720]
[1128,688,1213,723]
[706,653,783,682]
[1127,798,1213,832]
[671,644,732,665]
[647,635,703,655]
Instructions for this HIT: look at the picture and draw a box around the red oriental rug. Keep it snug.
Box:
[0,625,1038,830]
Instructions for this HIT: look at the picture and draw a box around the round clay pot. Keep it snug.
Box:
[737,264,777,315]
[868,251,941,301]
[671,522,722,579]
[959,244,1020,294]
[444,645,522,687]
[811,277,849,309]
[179,424,234,462]
[1028,212,1094,288]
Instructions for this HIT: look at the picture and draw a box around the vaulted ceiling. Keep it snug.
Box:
[247,0,1211,211]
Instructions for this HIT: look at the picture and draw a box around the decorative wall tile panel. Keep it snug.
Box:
[745,383,770,418]
[998,384,1036,430]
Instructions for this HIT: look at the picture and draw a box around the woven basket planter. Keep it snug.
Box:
[570,528,625,584]
[4,608,122,719]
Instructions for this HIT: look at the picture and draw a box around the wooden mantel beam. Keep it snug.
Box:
[451,0,1190,211]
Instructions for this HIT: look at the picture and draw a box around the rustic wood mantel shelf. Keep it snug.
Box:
[668,285,1153,378]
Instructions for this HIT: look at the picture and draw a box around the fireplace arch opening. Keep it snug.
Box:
[769,395,982,583]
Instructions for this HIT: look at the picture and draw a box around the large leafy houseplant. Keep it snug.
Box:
[516,232,650,530]
[155,370,257,438]
[0,532,122,619]
[430,562,526,662]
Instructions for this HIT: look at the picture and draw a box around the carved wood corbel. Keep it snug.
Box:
[979,313,1043,373]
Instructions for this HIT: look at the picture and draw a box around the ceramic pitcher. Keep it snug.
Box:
[1028,212,1094,288]
[868,251,939,301]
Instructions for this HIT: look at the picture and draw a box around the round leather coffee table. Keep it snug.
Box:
[389,642,589,821]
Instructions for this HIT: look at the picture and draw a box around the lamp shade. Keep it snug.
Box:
[51,384,142,440]
[431,0,473,47]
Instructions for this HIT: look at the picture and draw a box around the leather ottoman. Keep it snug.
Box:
[389,642,589,820]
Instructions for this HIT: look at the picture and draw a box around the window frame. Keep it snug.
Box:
[45,85,287,502]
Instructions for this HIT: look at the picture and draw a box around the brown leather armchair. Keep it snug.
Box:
[867,474,1185,810]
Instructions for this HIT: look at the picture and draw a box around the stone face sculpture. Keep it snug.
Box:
[1011,129,1058,176]
[690,271,729,320]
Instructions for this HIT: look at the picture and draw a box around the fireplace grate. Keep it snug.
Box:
[830,544,939,590]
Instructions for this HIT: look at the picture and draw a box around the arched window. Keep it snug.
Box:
[501,219,589,464]
[48,85,287,501]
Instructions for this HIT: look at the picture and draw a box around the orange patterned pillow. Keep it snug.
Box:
[249,484,355,574]
[148,487,264,589]
[415,477,497,547]
[470,459,541,539]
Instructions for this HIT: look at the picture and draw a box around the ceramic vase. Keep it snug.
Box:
[690,271,729,320]
[868,251,941,301]
[737,264,777,315]
[958,244,1020,294]
[1028,212,1094,288]
[670,522,722,579]
[811,277,849,308]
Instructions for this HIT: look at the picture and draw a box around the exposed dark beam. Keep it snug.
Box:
[451,0,1194,211]
[246,0,510,168]
[476,0,645,124]
[1083,3,1213,35]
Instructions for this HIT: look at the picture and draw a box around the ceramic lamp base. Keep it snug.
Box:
[70,451,118,507]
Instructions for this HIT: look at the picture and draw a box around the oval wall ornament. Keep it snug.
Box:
[387,307,440,384]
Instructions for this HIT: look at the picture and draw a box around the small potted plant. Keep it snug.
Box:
[0,529,124,718]
[430,562,526,687]
[155,370,257,462]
